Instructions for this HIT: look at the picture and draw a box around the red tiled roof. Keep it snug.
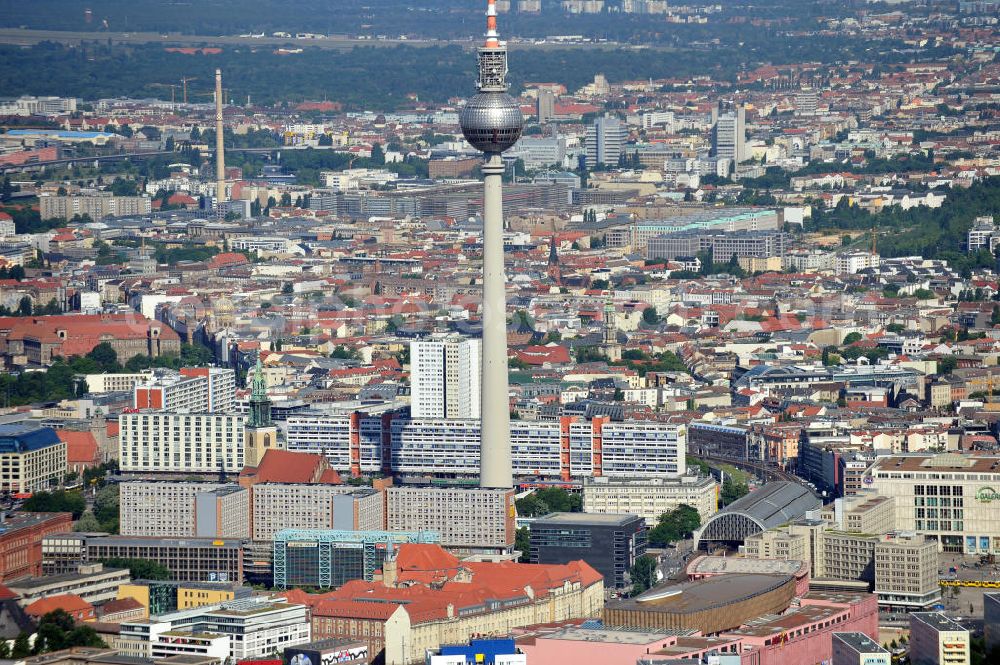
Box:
[240,449,341,484]
[25,593,93,617]
[56,430,99,465]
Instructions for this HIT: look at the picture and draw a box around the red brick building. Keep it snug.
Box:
[0,512,73,582]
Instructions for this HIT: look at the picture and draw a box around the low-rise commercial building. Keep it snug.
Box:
[7,563,129,606]
[120,596,310,661]
[118,580,252,617]
[581,474,718,524]
[42,534,244,583]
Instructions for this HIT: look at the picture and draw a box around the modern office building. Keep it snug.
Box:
[585,115,626,168]
[120,596,310,661]
[869,453,1000,555]
[711,102,746,163]
[272,529,439,589]
[909,612,970,665]
[410,335,481,419]
[133,367,236,413]
[42,534,244,583]
[831,632,890,665]
[687,422,749,461]
[119,412,245,473]
[581,474,718,524]
[119,481,250,539]
[0,424,67,493]
[385,486,515,555]
[251,484,384,541]
[285,414,686,480]
[528,512,646,588]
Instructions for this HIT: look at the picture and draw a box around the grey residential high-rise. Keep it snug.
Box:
[537,89,555,123]
[585,115,626,168]
[711,102,746,163]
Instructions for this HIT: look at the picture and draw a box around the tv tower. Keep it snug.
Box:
[214,69,227,207]
[459,0,523,489]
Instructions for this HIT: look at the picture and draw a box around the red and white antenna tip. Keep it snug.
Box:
[485,0,499,47]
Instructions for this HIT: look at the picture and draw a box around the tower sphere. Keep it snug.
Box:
[460,92,524,154]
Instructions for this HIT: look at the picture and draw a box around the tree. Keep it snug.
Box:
[629,555,658,596]
[165,135,175,151]
[34,610,106,653]
[642,306,659,325]
[86,342,119,372]
[991,305,1000,326]
[73,511,104,532]
[93,484,119,533]
[23,490,87,519]
[938,356,958,375]
[17,295,32,316]
[720,477,750,507]
[515,527,530,559]
[370,143,386,165]
[842,332,863,345]
[98,557,171,580]
[11,633,30,658]
[514,493,550,517]
[648,504,701,547]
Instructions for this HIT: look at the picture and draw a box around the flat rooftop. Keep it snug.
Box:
[834,632,887,653]
[607,574,793,615]
[539,627,681,645]
[688,556,806,577]
[7,567,129,590]
[911,612,968,632]
[532,512,639,526]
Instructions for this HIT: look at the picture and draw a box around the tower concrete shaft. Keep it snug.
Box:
[214,69,226,204]
[479,152,511,489]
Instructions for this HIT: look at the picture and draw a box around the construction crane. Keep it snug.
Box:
[148,83,179,105]
[181,77,198,104]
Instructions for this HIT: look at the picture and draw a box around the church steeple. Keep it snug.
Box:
[243,350,276,468]
[247,351,271,428]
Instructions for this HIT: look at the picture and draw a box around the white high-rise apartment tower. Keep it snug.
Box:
[585,115,626,168]
[410,335,482,419]
[711,101,746,164]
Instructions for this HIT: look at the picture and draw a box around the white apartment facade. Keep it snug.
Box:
[410,335,481,419]
[133,368,237,413]
[119,412,245,473]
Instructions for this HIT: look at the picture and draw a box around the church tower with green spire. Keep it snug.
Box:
[244,351,276,468]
